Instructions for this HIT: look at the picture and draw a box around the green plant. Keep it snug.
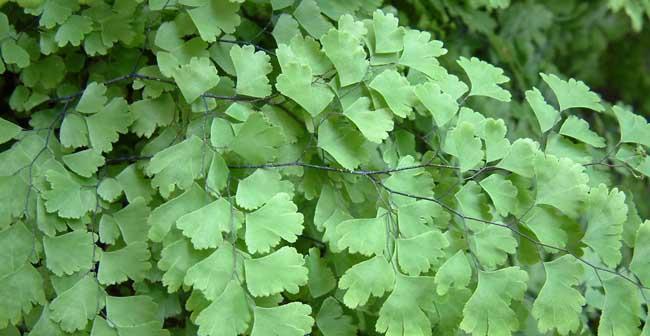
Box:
[394,0,650,116]
[1,1,650,335]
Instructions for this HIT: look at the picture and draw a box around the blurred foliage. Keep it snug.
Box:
[391,0,650,113]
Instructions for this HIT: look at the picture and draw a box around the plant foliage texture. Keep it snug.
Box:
[1,0,650,336]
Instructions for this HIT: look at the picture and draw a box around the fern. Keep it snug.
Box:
[0,1,649,336]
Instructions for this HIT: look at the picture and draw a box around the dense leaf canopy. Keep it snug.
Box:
[1,0,650,335]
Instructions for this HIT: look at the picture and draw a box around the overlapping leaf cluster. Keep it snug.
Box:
[1,1,650,335]
[397,0,650,129]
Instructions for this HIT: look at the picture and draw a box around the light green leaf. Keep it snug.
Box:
[456,107,486,132]
[460,267,528,336]
[482,118,511,162]
[173,57,220,103]
[317,119,369,170]
[0,117,21,145]
[444,122,483,172]
[112,197,151,244]
[314,0,359,20]
[97,242,151,285]
[236,169,294,210]
[271,0,296,11]
[251,303,314,336]
[479,174,518,217]
[62,149,104,178]
[338,256,395,308]
[472,225,518,269]
[99,215,120,245]
[0,223,45,328]
[316,297,357,336]
[177,198,241,249]
[383,155,435,207]
[321,28,368,87]
[545,133,592,164]
[559,116,606,147]
[145,135,206,198]
[158,237,210,292]
[622,192,650,247]
[272,14,301,46]
[634,156,650,178]
[583,184,627,268]
[631,220,650,287]
[148,183,210,242]
[534,154,589,218]
[520,206,571,250]
[49,275,103,332]
[455,181,491,225]
[130,93,175,138]
[231,112,285,164]
[434,250,472,295]
[0,179,31,228]
[598,276,642,336]
[54,15,92,47]
[376,274,437,336]
[207,151,229,193]
[399,30,446,78]
[336,15,367,40]
[29,304,64,336]
[396,230,448,276]
[293,0,333,39]
[245,193,304,254]
[230,45,272,98]
[59,113,89,149]
[525,87,559,133]
[224,102,253,123]
[35,194,66,237]
[414,81,458,127]
[244,246,308,297]
[615,145,650,178]
[540,73,604,112]
[369,69,415,118]
[209,39,238,75]
[372,10,404,53]
[314,185,343,231]
[306,248,336,298]
[277,35,332,76]
[1,40,30,68]
[496,138,539,177]
[470,0,510,9]
[38,0,79,29]
[532,255,585,335]
[195,280,251,336]
[76,82,107,114]
[184,242,243,300]
[613,105,650,147]
[430,288,472,336]
[343,97,394,143]
[132,66,175,99]
[43,169,96,219]
[276,62,334,117]
[432,67,469,100]
[321,209,351,253]
[336,215,386,257]
[186,0,240,42]
[457,56,511,102]
[43,230,96,276]
[105,295,165,335]
[86,97,132,153]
